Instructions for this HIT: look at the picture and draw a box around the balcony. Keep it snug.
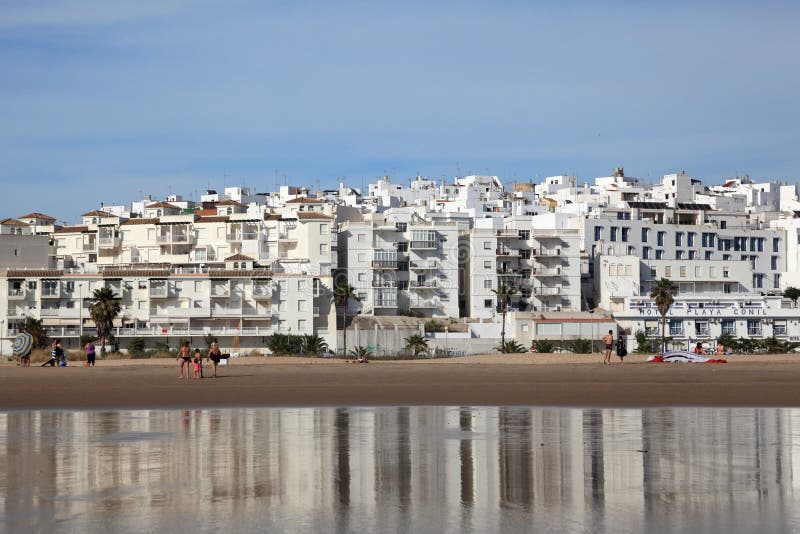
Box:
[533,267,562,277]
[372,280,397,288]
[410,260,438,270]
[496,248,520,257]
[496,269,522,277]
[149,284,169,298]
[211,307,244,317]
[278,232,298,242]
[227,232,258,242]
[82,241,96,251]
[410,240,438,250]
[533,248,561,257]
[252,282,273,300]
[98,236,120,249]
[41,286,61,299]
[372,260,397,269]
[210,282,231,298]
[496,230,520,239]
[40,307,61,317]
[374,300,397,308]
[532,286,561,296]
[313,306,320,317]
[157,233,193,245]
[410,280,440,289]
[409,298,440,308]
[7,288,25,299]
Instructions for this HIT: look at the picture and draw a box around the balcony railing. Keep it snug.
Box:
[372,280,397,288]
[157,234,192,244]
[278,232,297,241]
[372,260,397,269]
[410,280,439,288]
[533,268,562,277]
[7,289,25,299]
[227,232,259,241]
[98,237,120,248]
[41,287,60,298]
[374,300,397,308]
[149,286,169,298]
[533,248,561,257]
[410,240,438,250]
[532,286,561,296]
[252,284,272,299]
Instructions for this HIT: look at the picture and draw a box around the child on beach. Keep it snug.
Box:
[193,348,203,379]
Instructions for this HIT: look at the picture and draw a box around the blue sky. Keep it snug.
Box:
[1,0,798,223]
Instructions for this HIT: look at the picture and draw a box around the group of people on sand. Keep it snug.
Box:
[694,341,726,357]
[177,341,226,379]
[602,330,627,365]
[35,338,97,367]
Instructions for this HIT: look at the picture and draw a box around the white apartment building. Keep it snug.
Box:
[338,214,460,318]
[460,217,582,319]
[2,199,339,352]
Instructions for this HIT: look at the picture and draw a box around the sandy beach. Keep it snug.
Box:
[1,353,800,409]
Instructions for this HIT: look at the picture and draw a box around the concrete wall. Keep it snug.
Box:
[0,235,51,269]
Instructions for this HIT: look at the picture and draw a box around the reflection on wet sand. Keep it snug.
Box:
[0,407,798,532]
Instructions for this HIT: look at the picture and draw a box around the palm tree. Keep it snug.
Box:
[649,278,678,354]
[349,345,372,362]
[495,339,526,353]
[22,317,49,349]
[333,283,360,357]
[783,287,800,308]
[404,334,429,356]
[301,334,328,356]
[492,283,517,351]
[89,287,121,356]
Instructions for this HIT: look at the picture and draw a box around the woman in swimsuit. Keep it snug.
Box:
[207,342,222,378]
[177,341,192,380]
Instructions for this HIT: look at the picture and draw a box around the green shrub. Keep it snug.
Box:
[266,333,303,355]
[533,339,554,353]
[573,338,591,354]
[127,337,146,356]
[496,340,526,353]
[634,330,653,353]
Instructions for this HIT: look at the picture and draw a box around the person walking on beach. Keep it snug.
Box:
[207,342,222,378]
[616,335,627,363]
[602,330,614,365]
[84,339,96,367]
[193,348,203,379]
[177,341,192,379]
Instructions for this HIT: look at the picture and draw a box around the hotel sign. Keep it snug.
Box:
[635,307,766,317]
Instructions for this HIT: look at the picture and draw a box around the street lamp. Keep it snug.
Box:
[444,325,449,356]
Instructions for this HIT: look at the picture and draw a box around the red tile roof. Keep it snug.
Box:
[18,212,56,221]
[286,197,323,204]
[54,225,89,234]
[145,202,180,209]
[81,210,114,217]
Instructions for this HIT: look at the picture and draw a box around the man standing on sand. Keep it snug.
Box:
[602,330,614,365]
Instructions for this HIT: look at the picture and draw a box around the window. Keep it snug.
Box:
[774,273,781,289]
[320,243,329,255]
[484,299,493,308]
[750,237,756,251]
[679,266,686,277]
[397,261,408,272]
[484,241,492,250]
[688,251,696,260]
[656,250,664,260]
[773,237,780,253]
[665,266,672,277]
[610,227,618,242]
[724,283,732,294]
[687,232,695,247]
[621,227,629,242]
[642,246,651,259]
[723,268,729,278]
[657,232,665,246]
[398,281,408,290]
[320,223,329,235]
[710,267,717,278]
[720,220,727,229]
[774,320,787,336]
[358,273,366,282]
[194,248,207,261]
[641,228,650,242]
[650,267,657,278]
[594,227,602,241]
[676,251,684,260]
[771,256,778,270]
[747,319,761,336]
[695,267,702,277]
[484,260,492,269]
[357,234,365,242]
[695,321,709,336]
[298,320,308,332]
[279,300,287,312]
[518,230,530,240]
[357,253,366,262]
[753,274,764,289]
[705,251,712,260]
[397,242,408,252]
[395,222,407,232]
[702,233,715,248]
[722,320,735,335]
[484,279,493,289]
[669,319,683,335]
[723,254,731,261]
[297,300,307,311]
[675,232,683,246]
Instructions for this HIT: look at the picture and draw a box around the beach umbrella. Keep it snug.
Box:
[12,332,34,358]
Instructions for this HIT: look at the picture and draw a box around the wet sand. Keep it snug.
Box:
[2,353,800,409]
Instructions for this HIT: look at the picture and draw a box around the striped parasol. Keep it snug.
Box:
[12,333,34,358]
